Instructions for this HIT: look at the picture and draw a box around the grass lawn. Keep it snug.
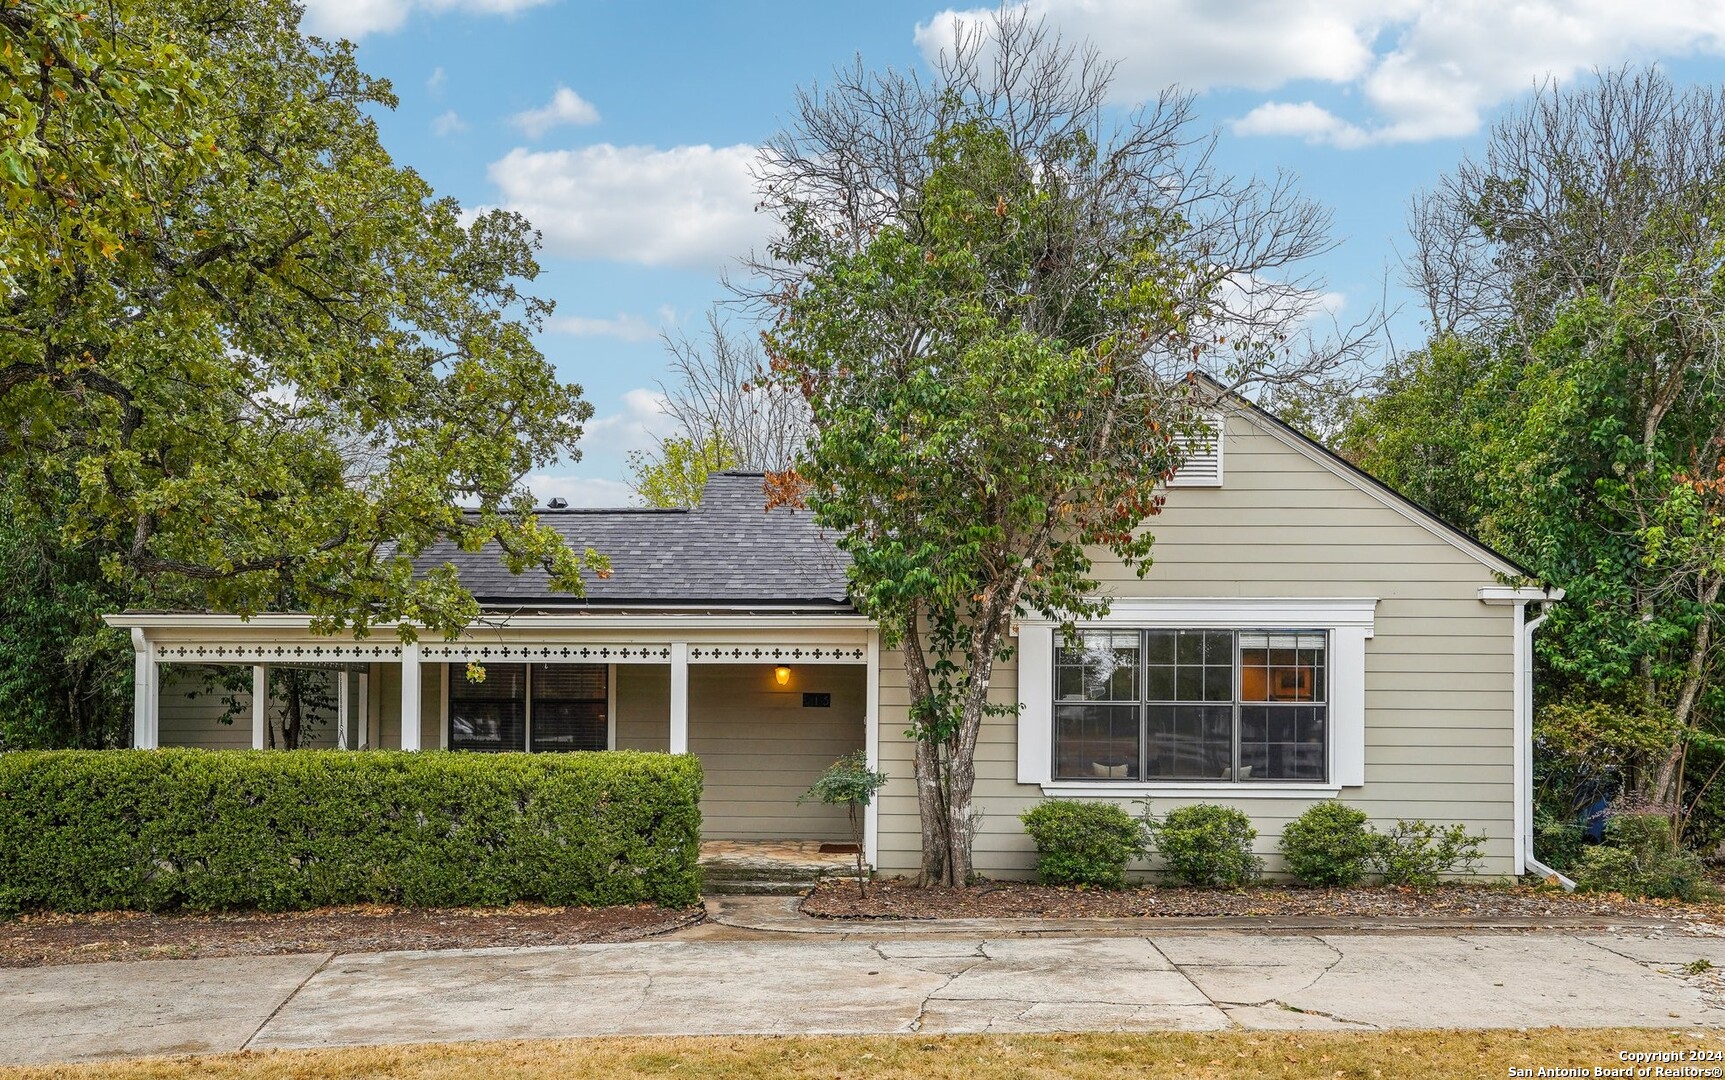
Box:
[5,1029,1722,1079]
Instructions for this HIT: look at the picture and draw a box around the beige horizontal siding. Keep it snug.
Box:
[158,665,343,750]
[872,411,1519,880]
[688,664,865,842]
[615,665,670,752]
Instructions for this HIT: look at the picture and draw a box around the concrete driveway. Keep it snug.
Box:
[5,929,1725,1066]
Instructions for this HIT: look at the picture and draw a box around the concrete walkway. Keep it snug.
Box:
[7,922,1725,1066]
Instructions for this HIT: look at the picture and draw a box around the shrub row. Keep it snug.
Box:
[1020,799,1486,888]
[1572,812,1706,901]
[0,749,703,914]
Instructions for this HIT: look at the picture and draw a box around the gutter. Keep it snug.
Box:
[1519,604,1576,890]
[1479,585,1572,889]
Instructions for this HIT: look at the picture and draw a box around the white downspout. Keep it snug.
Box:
[1520,601,1575,889]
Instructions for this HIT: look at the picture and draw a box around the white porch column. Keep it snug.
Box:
[130,629,158,749]
[337,669,350,750]
[251,665,269,750]
[400,641,422,751]
[668,642,689,754]
[864,629,880,869]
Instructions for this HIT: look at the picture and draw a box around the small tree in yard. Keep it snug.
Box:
[756,11,1361,885]
[800,751,888,897]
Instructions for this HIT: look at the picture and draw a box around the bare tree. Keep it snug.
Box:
[749,10,1376,400]
[655,309,812,472]
[1409,67,1725,342]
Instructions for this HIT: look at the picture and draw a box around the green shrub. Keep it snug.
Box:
[1145,803,1262,888]
[1372,819,1486,886]
[0,749,703,914]
[1531,802,1586,874]
[1020,800,1147,888]
[1279,803,1379,887]
[1574,811,1706,901]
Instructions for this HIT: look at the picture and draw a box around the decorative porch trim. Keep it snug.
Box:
[152,642,401,663]
[421,643,673,663]
[687,644,867,663]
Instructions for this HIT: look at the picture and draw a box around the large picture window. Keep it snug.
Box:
[1053,629,1328,783]
[447,663,608,752]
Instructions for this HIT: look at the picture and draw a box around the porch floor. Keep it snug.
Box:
[698,840,855,896]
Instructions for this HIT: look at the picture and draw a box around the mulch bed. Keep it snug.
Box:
[802,877,1725,922]
[0,902,702,968]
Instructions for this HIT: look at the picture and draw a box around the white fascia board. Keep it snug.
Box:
[1019,597,1378,634]
[105,612,877,632]
[1478,585,1566,604]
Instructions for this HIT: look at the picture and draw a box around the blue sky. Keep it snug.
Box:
[303,0,1725,506]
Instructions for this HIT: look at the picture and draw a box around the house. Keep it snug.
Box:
[106,397,1562,879]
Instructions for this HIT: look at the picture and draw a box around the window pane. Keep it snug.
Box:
[1144,629,1175,664]
[1204,663,1234,702]
[1055,631,1138,702]
[1239,705,1327,781]
[1054,704,1140,780]
[448,663,526,752]
[530,664,607,752]
[1145,665,1174,701]
[1240,631,1327,703]
[1145,704,1233,779]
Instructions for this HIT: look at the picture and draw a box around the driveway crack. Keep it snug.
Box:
[240,952,335,1051]
[908,970,963,1032]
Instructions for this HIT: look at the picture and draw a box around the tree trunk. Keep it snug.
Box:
[944,733,976,885]
[1649,572,1722,809]
[280,670,303,751]
[913,736,952,884]
[899,612,953,884]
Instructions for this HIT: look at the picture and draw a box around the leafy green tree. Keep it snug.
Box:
[799,751,888,897]
[1356,69,1725,821]
[757,13,1347,884]
[0,0,604,644]
[0,479,135,749]
[1336,336,1503,531]
[627,432,740,508]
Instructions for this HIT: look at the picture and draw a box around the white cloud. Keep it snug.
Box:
[431,110,469,137]
[512,86,602,137]
[525,474,636,508]
[485,143,765,268]
[1230,101,1370,149]
[301,0,556,40]
[582,388,678,456]
[547,311,663,342]
[426,67,446,94]
[919,1,1725,147]
[916,1,1390,97]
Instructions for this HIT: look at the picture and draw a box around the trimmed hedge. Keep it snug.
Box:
[0,749,703,914]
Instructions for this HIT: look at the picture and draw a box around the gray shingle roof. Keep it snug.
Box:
[414,472,852,609]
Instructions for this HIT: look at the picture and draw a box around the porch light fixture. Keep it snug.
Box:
[774,665,792,686]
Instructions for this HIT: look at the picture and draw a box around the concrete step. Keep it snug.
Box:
[699,862,846,883]
[702,878,819,896]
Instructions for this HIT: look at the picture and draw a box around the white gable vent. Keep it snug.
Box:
[1166,415,1223,487]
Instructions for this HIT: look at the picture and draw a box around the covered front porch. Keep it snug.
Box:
[108,613,881,858]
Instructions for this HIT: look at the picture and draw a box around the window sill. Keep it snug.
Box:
[1039,781,1341,800]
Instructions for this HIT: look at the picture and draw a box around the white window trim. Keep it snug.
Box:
[1017,597,1375,796]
